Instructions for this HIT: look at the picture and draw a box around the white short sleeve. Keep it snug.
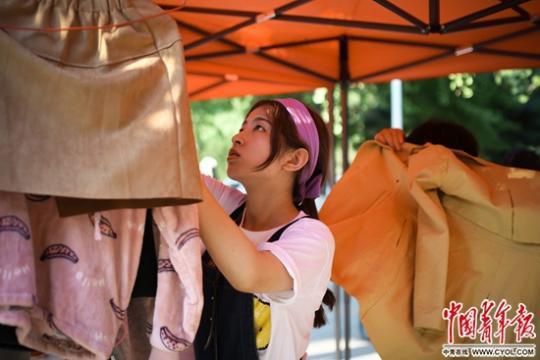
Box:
[256,218,334,305]
[203,175,245,215]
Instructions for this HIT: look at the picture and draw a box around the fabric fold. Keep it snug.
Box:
[321,141,540,359]
[0,0,201,215]
[0,193,204,359]
[151,205,203,353]
[0,191,146,359]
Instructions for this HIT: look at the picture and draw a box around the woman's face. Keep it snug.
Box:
[226,106,275,182]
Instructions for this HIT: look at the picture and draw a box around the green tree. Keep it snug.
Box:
[191,69,540,180]
[398,69,540,162]
[190,97,253,179]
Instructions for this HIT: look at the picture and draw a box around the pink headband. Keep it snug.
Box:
[275,98,322,201]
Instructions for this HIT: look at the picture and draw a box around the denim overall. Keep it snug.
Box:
[194,203,306,359]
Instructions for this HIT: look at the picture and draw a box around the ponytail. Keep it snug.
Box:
[297,199,336,328]
[298,198,319,219]
[313,288,336,328]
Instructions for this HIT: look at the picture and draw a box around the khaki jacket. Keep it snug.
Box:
[321,141,540,359]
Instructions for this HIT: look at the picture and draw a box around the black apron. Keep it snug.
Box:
[194,203,306,360]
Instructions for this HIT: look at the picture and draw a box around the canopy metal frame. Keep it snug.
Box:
[161,0,539,98]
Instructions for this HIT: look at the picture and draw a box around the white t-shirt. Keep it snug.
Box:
[203,176,335,360]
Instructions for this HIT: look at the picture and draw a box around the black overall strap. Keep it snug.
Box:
[230,202,246,225]
[267,216,308,243]
[195,202,258,360]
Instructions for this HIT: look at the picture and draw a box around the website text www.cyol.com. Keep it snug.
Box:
[442,344,536,358]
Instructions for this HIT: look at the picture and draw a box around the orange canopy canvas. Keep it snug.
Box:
[155,0,540,100]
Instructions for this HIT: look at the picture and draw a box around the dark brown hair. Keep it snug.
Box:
[246,99,335,328]
[247,100,329,215]
[406,118,479,156]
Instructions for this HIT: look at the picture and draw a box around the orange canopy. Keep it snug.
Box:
[155,0,540,101]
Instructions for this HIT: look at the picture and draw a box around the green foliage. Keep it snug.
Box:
[190,97,253,179]
[399,69,540,161]
[190,69,540,179]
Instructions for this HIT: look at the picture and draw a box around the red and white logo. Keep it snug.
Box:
[441,300,536,358]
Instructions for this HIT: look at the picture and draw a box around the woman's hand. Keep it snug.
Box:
[374,128,405,151]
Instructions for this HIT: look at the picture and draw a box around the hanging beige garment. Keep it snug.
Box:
[320,141,540,359]
[0,0,201,215]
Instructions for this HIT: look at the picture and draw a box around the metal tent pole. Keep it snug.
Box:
[326,86,342,360]
[326,86,336,190]
[339,37,350,172]
[334,285,342,359]
[391,79,403,129]
[339,35,351,360]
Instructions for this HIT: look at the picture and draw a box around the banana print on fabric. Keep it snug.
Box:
[253,296,271,350]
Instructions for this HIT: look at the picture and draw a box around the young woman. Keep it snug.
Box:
[194,98,335,359]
